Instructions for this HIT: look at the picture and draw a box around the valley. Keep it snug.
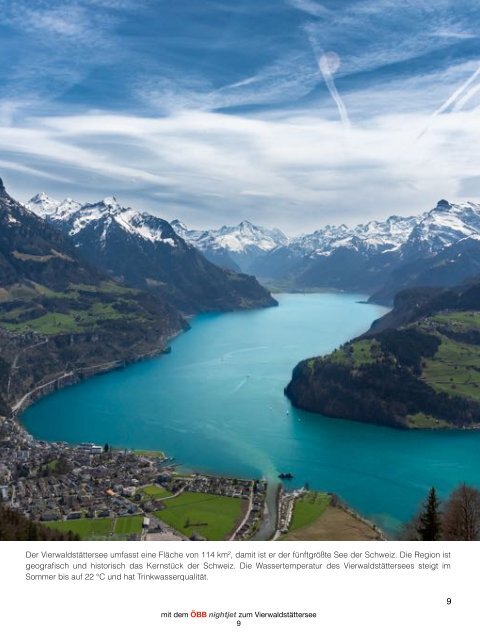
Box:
[20,292,480,537]
[2,176,480,539]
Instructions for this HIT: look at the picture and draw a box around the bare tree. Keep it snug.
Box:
[442,483,480,541]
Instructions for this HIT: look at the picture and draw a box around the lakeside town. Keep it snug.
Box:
[0,415,384,542]
[0,416,271,541]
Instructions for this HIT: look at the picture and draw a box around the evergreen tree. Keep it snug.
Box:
[417,487,442,541]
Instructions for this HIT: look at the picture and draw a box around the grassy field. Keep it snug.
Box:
[289,492,331,532]
[45,518,113,540]
[350,340,378,366]
[134,450,166,459]
[45,515,144,540]
[406,413,453,428]
[328,339,378,368]
[431,311,480,329]
[113,515,144,539]
[282,506,380,541]
[154,492,244,540]
[0,281,146,335]
[422,336,480,401]
[0,303,127,335]
[37,459,60,473]
[327,349,348,365]
[139,485,172,499]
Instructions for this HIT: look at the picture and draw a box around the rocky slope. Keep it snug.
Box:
[27,195,276,314]
[370,234,480,303]
[285,279,480,429]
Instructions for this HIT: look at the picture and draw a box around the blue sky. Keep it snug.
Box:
[2,0,480,232]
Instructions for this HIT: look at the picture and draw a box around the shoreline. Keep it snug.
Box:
[11,327,185,417]
[5,299,391,540]
[2,319,284,540]
[275,489,386,541]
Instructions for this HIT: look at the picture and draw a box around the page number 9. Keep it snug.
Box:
[446,597,452,605]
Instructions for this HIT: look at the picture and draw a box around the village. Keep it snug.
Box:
[0,417,267,541]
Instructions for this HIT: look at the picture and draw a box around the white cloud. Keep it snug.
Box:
[0,1,129,121]
[434,29,477,39]
[26,7,89,37]
[303,0,480,80]
[0,1,113,41]
[84,0,139,7]
[0,160,71,183]
[1,0,480,233]
[288,0,331,18]
[3,100,480,233]
[138,51,320,113]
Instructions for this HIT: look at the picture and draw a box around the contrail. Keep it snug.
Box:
[317,53,351,127]
[417,64,480,139]
[453,81,480,111]
[307,30,351,127]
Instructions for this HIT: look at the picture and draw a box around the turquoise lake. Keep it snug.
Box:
[22,293,480,535]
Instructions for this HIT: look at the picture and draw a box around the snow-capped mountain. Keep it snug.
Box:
[370,233,480,304]
[401,200,480,257]
[251,199,480,300]
[25,194,276,314]
[290,214,418,256]
[25,192,61,217]
[171,219,288,273]
[367,200,480,302]
[25,192,83,220]
[250,213,419,286]
[25,193,480,305]
[27,195,179,245]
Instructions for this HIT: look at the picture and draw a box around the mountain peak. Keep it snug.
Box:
[436,199,451,211]
[0,177,6,198]
[26,192,61,217]
[31,191,50,200]
[102,196,119,208]
[171,218,188,231]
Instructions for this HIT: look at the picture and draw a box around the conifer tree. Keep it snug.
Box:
[417,487,441,541]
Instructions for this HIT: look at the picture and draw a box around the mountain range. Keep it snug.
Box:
[28,193,480,305]
[171,200,480,304]
[255,200,480,302]
[6,180,480,434]
[26,193,276,314]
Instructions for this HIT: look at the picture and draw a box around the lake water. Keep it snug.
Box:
[22,293,480,535]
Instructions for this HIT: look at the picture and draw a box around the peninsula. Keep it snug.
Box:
[285,279,480,429]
